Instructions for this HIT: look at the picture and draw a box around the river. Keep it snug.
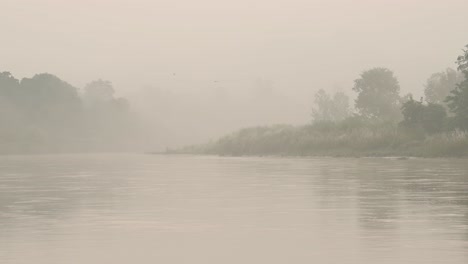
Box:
[0,154,467,263]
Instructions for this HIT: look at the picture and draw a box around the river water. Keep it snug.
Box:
[0,154,467,263]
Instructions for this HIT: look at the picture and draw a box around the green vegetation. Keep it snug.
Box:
[353,68,402,121]
[0,72,136,153]
[183,45,468,157]
[181,121,468,157]
[311,89,351,122]
[424,68,464,106]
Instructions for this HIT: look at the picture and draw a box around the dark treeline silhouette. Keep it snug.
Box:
[0,72,138,153]
[186,44,468,157]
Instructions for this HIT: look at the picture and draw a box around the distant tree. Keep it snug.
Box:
[331,92,351,121]
[83,79,129,112]
[312,89,332,121]
[0,72,24,133]
[446,45,468,129]
[424,68,464,105]
[19,73,82,123]
[352,68,401,121]
[423,103,448,133]
[400,96,447,134]
[81,79,132,146]
[400,93,414,105]
[457,44,468,72]
[312,89,351,122]
[401,96,424,124]
[0,71,137,153]
[83,79,115,102]
[0,72,20,99]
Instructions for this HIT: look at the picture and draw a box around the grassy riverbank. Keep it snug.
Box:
[175,120,468,158]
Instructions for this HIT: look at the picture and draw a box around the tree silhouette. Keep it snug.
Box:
[424,68,464,105]
[446,45,468,129]
[352,68,401,121]
[312,89,350,122]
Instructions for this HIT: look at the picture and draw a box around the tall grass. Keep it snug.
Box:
[181,120,468,157]
[422,130,468,157]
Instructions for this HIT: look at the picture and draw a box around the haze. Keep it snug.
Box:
[4,2,468,263]
[2,0,468,148]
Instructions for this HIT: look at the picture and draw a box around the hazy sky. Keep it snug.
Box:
[2,0,467,95]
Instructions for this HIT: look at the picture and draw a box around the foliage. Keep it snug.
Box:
[446,45,468,130]
[19,73,82,125]
[352,68,401,121]
[312,89,351,122]
[457,44,468,73]
[82,79,129,117]
[422,130,468,156]
[188,119,468,158]
[83,79,116,104]
[0,72,20,98]
[424,68,464,105]
[183,45,468,158]
[400,97,447,135]
[0,71,135,153]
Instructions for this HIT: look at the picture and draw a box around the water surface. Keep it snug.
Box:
[1,154,467,263]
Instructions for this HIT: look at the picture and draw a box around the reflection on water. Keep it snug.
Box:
[0,154,467,263]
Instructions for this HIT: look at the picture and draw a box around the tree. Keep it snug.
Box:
[0,72,24,136]
[0,72,20,99]
[352,68,401,121]
[82,79,129,112]
[0,72,22,119]
[331,92,351,121]
[312,89,332,121]
[312,89,350,122]
[401,97,424,125]
[83,79,115,104]
[0,71,138,153]
[81,79,132,146]
[400,96,447,134]
[446,45,468,129]
[19,73,82,123]
[424,68,464,105]
[457,44,468,73]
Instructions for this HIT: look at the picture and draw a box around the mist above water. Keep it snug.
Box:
[2,0,468,151]
[2,1,468,263]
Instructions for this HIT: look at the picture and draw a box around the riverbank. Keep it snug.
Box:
[173,122,468,158]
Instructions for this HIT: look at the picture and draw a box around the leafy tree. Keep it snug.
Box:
[423,103,448,133]
[19,73,82,123]
[312,89,332,121]
[0,72,22,121]
[401,97,424,125]
[424,68,464,105]
[446,45,468,129]
[83,79,115,104]
[0,72,24,136]
[0,72,20,99]
[352,68,401,121]
[457,45,468,72]
[332,92,351,121]
[81,79,132,146]
[83,79,129,112]
[0,71,138,153]
[312,89,350,122]
[400,96,447,134]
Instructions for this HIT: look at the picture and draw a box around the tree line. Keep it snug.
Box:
[191,44,468,157]
[312,45,468,136]
[0,73,136,153]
